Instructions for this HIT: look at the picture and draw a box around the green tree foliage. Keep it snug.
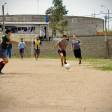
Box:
[46,0,68,37]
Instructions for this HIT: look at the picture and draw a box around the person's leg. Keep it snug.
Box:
[35,53,37,60]
[36,49,40,60]
[19,49,22,58]
[21,53,23,59]
[6,49,9,58]
[22,49,24,59]
[79,48,82,64]
[63,50,67,64]
[64,56,67,64]
[78,56,82,64]
[0,61,5,73]
[60,54,64,66]
[9,48,12,58]
[0,58,8,73]
[20,49,24,59]
[34,49,37,60]
[58,50,64,66]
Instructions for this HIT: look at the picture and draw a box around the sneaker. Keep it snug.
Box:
[64,62,67,64]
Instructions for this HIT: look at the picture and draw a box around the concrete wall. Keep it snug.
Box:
[64,36,112,58]
[0,15,104,36]
[1,31,112,58]
[78,36,108,58]
[64,16,104,36]
[7,34,112,58]
[52,36,112,58]
[0,15,45,22]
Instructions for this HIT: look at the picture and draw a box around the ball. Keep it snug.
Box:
[64,63,71,70]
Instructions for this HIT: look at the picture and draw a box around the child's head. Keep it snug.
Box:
[20,38,24,42]
[73,33,77,39]
[63,35,67,39]
[35,35,40,40]
[5,29,13,37]
[63,35,69,41]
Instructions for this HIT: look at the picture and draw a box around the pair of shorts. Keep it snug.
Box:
[0,45,7,58]
[34,49,40,55]
[73,48,82,59]
[19,48,24,54]
[58,49,66,57]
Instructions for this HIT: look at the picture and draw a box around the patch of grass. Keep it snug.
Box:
[85,58,112,71]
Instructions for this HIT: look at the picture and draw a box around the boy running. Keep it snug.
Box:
[0,29,12,74]
[57,35,68,66]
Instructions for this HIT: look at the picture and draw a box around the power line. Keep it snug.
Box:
[83,12,112,17]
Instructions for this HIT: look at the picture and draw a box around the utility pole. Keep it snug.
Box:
[2,3,7,35]
[104,16,109,58]
[101,5,110,31]
[104,16,107,41]
[101,5,110,58]
[107,9,109,31]
[2,4,5,35]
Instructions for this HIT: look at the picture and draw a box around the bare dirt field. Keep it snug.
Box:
[0,59,112,112]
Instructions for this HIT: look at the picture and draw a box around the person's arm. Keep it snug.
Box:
[18,42,20,49]
[24,42,26,48]
[39,40,42,45]
[33,41,35,47]
[55,40,59,49]
[6,41,10,44]
[2,36,10,44]
[66,39,69,47]
[78,40,81,46]
[71,41,74,51]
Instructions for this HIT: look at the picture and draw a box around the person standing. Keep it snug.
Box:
[18,38,26,59]
[57,35,68,67]
[0,29,13,74]
[72,34,82,64]
[7,43,12,58]
[33,35,41,60]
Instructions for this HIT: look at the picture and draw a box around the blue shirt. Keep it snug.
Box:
[18,42,25,49]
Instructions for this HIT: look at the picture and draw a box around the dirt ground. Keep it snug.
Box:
[0,59,112,112]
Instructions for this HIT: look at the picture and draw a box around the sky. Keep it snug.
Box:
[0,0,112,28]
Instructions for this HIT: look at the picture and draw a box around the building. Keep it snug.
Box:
[0,15,104,37]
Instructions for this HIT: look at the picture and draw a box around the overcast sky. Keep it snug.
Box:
[0,0,112,28]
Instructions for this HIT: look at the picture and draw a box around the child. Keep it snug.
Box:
[0,29,13,74]
[18,38,26,59]
[72,34,82,64]
[33,35,41,60]
[57,35,68,66]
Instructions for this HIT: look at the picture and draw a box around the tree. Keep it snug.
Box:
[46,0,68,37]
